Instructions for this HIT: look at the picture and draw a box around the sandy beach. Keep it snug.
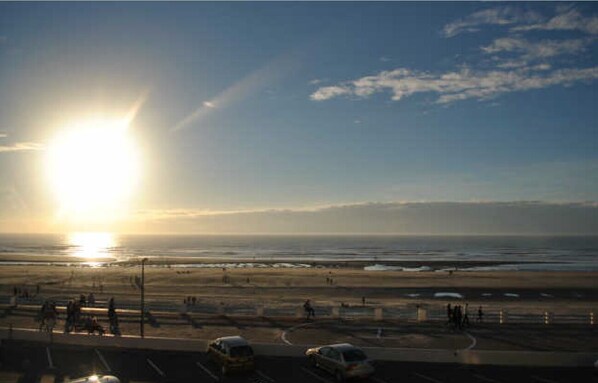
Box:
[1,264,597,351]
[3,264,598,308]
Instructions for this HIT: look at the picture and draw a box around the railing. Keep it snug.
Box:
[1,295,595,327]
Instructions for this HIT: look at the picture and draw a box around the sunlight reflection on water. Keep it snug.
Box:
[67,232,117,261]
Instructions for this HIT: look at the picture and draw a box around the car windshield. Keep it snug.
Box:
[342,349,367,362]
[230,345,253,357]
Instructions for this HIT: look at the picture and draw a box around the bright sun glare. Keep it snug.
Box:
[46,119,141,222]
[68,232,116,261]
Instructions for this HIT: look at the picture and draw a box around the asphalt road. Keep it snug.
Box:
[0,341,596,383]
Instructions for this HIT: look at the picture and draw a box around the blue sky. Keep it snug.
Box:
[0,2,597,234]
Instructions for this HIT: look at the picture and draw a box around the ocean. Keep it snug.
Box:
[0,233,597,271]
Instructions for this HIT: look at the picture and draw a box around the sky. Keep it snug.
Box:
[0,2,597,234]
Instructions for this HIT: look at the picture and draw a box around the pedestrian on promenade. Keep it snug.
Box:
[446,303,453,325]
[108,297,120,336]
[65,299,74,333]
[477,306,484,323]
[304,299,315,320]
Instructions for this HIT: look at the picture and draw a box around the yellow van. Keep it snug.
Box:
[206,336,255,375]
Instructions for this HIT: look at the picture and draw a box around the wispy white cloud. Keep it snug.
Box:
[0,142,43,153]
[0,133,7,138]
[130,201,598,235]
[443,6,541,37]
[310,85,352,101]
[482,37,591,60]
[512,7,598,35]
[310,66,598,104]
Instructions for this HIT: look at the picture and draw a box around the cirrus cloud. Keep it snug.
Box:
[310,66,598,104]
[512,7,598,35]
[443,6,542,38]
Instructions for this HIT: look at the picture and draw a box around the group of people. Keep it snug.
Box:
[38,296,120,336]
[446,303,483,329]
[78,292,96,306]
[184,296,199,305]
[12,285,40,300]
[64,299,83,332]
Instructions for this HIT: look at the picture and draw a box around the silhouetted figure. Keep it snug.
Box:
[446,303,453,325]
[362,296,366,306]
[64,299,75,333]
[85,316,104,335]
[477,306,484,323]
[304,299,315,320]
[108,297,120,336]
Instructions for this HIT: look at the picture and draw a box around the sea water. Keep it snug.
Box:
[0,233,597,271]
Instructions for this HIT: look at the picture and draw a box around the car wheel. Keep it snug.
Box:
[335,370,345,382]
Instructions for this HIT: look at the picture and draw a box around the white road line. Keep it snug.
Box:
[531,376,559,383]
[300,367,333,383]
[94,349,111,373]
[255,370,276,383]
[146,358,165,377]
[464,331,477,350]
[195,361,219,381]
[45,347,54,369]
[371,377,391,383]
[281,322,313,345]
[412,371,445,383]
[473,373,501,383]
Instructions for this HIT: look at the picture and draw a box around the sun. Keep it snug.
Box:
[46,118,141,222]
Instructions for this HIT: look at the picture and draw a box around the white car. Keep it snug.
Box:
[306,343,374,381]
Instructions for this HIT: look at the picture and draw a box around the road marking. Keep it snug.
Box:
[371,377,391,383]
[45,347,54,369]
[473,373,501,383]
[94,349,111,373]
[300,367,334,383]
[195,361,219,381]
[255,370,276,383]
[281,322,314,345]
[531,376,559,383]
[146,358,165,377]
[464,331,477,350]
[412,372,444,383]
